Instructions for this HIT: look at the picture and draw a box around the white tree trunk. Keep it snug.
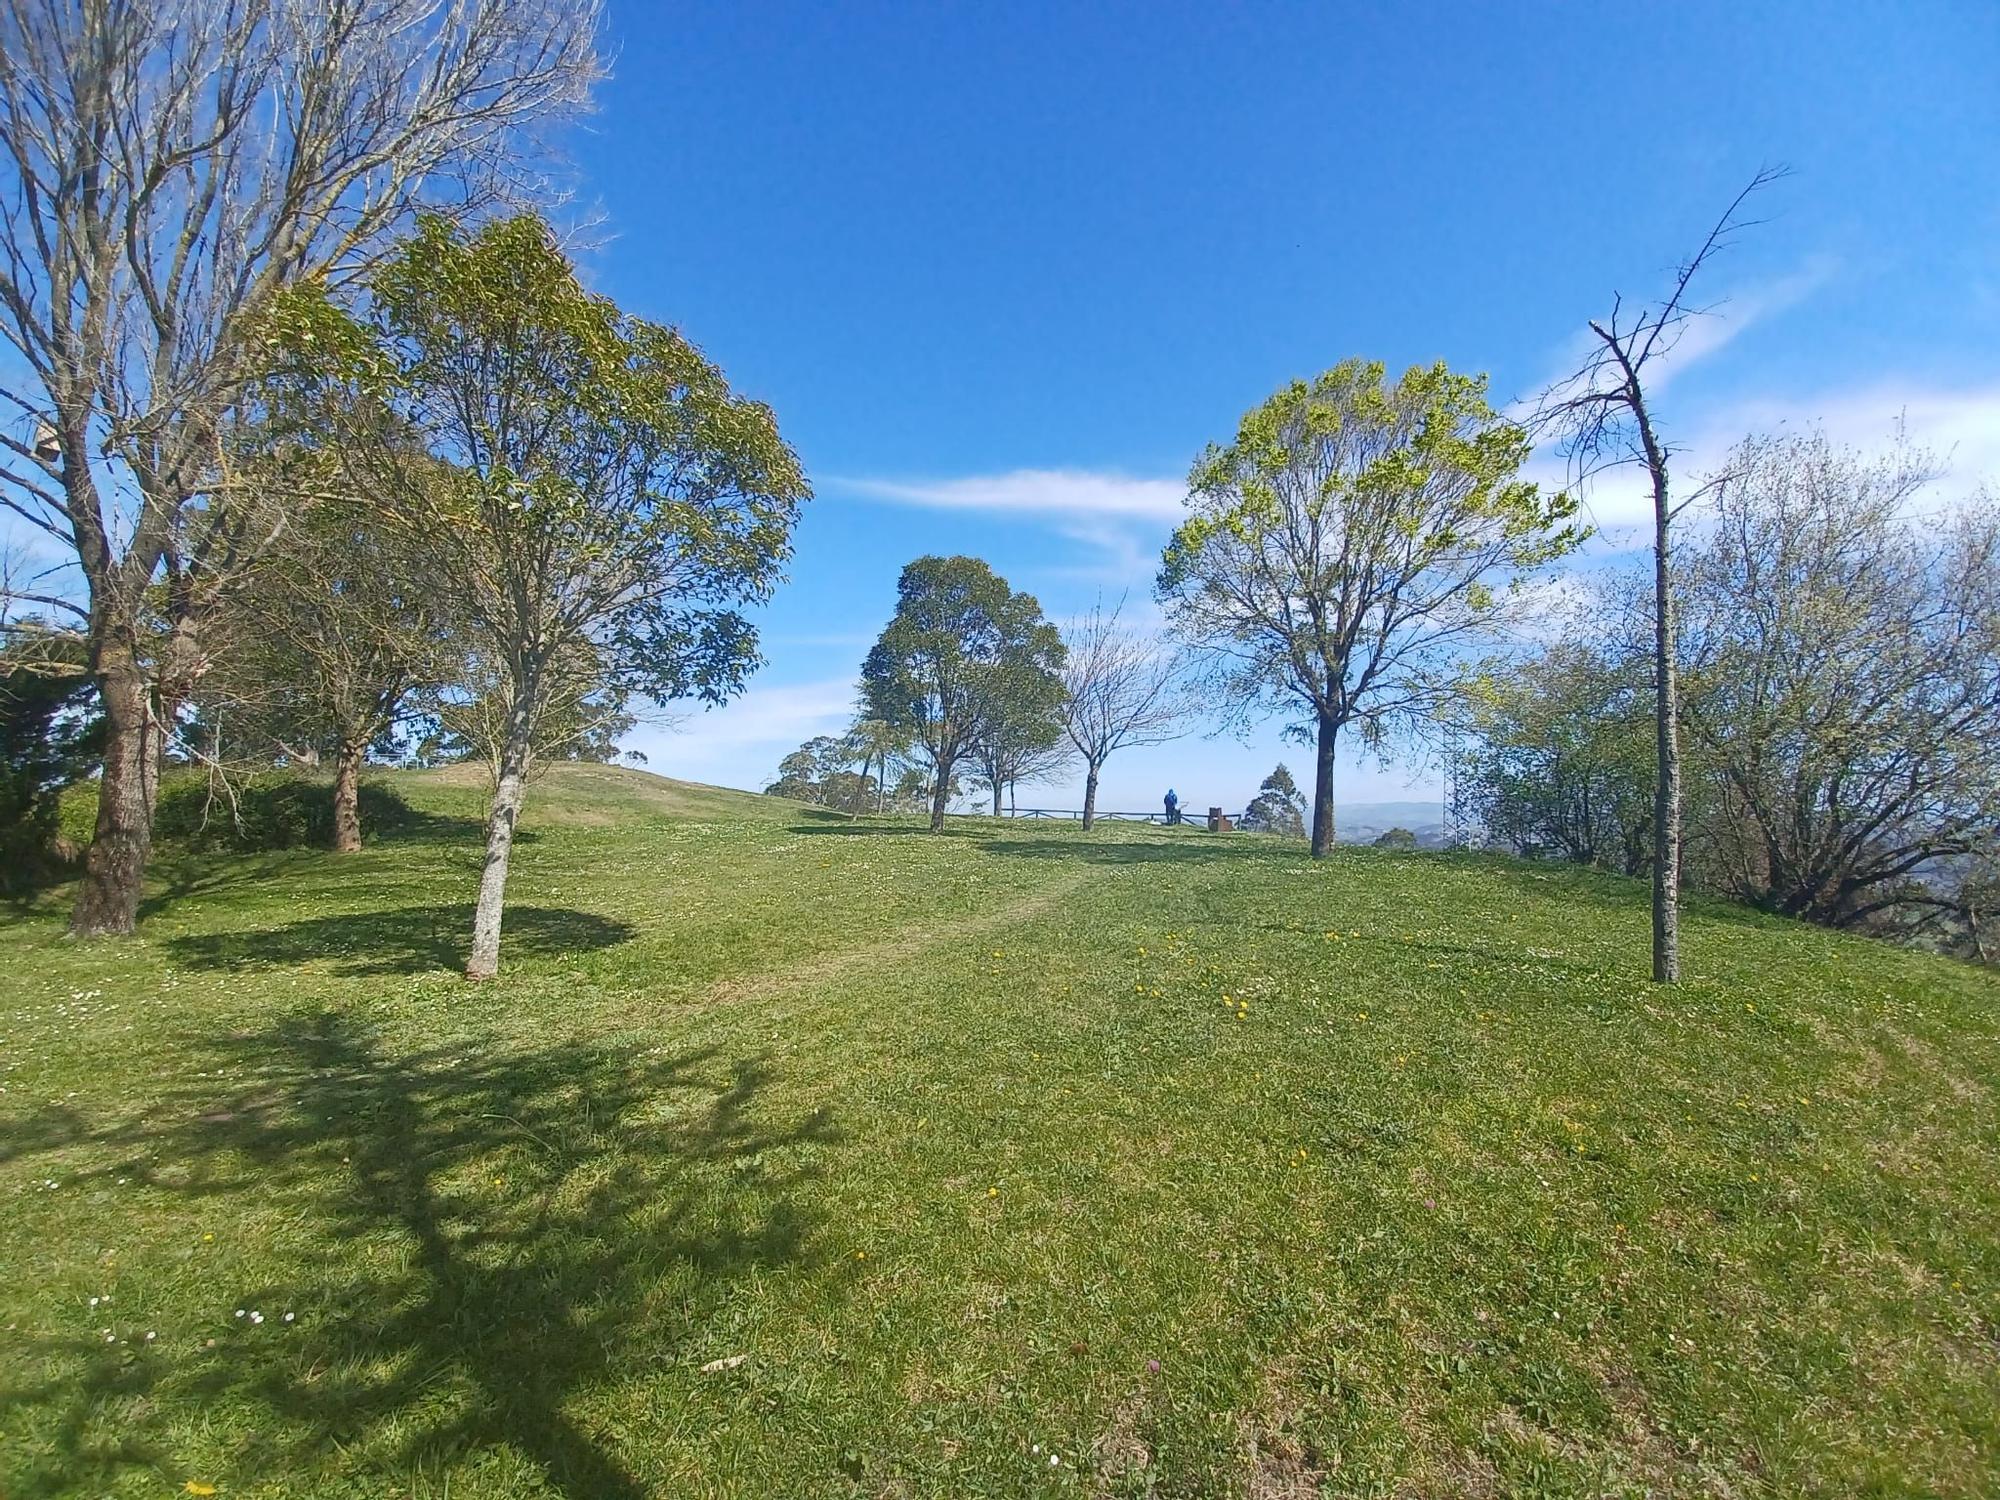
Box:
[466,706,534,980]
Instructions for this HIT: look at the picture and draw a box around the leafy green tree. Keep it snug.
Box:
[0,0,599,938]
[201,487,448,852]
[845,716,911,814]
[1372,827,1421,850]
[969,597,1067,815]
[1460,639,1655,874]
[297,215,807,978]
[1159,359,1582,860]
[861,556,1059,831]
[1243,763,1306,839]
[764,734,876,810]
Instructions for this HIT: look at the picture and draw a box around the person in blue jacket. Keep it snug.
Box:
[1163,787,1180,825]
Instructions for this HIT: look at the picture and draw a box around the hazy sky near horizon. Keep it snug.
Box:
[574,2,1997,810]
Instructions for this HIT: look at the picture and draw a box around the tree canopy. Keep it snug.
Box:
[1158,358,1583,857]
[861,556,1063,831]
[288,213,808,976]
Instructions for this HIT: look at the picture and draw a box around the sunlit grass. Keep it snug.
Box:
[3,765,1997,1497]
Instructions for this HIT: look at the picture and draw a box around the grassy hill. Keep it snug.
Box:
[2,765,1997,1498]
[395,760,809,826]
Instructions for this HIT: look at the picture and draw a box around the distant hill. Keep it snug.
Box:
[1336,799,1447,846]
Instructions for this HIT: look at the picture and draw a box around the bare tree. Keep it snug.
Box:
[1534,167,1786,982]
[1059,598,1188,829]
[0,0,601,935]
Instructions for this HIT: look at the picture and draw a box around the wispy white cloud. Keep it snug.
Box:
[1036,517,1167,589]
[1545,377,2000,547]
[1640,254,1838,397]
[627,674,859,788]
[1729,382,2000,498]
[1518,255,1839,418]
[829,468,1186,521]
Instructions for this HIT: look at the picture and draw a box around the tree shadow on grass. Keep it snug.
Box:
[1439,851,1786,936]
[3,1014,841,1497]
[977,832,1273,865]
[786,820,972,839]
[163,903,637,976]
[784,821,1265,864]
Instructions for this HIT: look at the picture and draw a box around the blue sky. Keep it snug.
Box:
[573,1,1998,812]
[13,2,1992,816]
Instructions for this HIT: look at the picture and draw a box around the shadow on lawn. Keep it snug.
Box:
[164,902,636,976]
[978,832,1261,865]
[5,1014,840,1497]
[1440,850,1781,936]
[786,821,1259,864]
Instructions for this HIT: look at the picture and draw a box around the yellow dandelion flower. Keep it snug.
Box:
[184,1486,218,1497]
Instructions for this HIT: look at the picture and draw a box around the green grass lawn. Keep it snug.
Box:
[3,765,1997,1498]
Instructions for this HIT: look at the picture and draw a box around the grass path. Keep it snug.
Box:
[700,864,1091,1007]
[3,767,1998,1498]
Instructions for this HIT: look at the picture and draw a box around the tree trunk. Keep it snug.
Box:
[1081,763,1100,831]
[331,738,366,853]
[1639,405,1682,983]
[1310,708,1337,859]
[69,641,154,937]
[928,763,949,831]
[466,717,533,981]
